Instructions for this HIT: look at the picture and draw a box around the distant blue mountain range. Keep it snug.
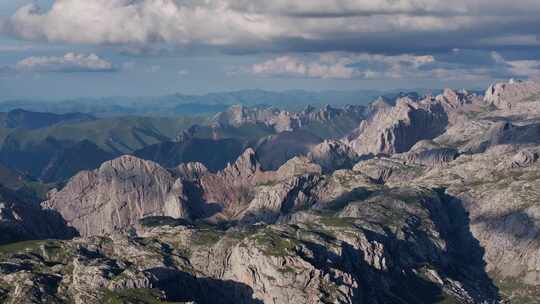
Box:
[0,88,464,116]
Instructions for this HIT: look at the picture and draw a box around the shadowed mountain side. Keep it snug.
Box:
[0,115,206,182]
[0,162,28,190]
[0,186,77,245]
[347,98,450,157]
[254,130,323,170]
[471,210,540,242]
[133,138,246,172]
[148,268,264,304]
[0,115,206,155]
[428,189,500,302]
[0,109,96,130]
[0,137,115,183]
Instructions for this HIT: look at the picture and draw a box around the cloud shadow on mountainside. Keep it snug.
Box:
[147,267,264,304]
[471,209,540,242]
[425,189,501,302]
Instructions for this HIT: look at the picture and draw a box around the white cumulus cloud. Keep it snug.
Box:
[252,53,435,79]
[252,56,354,79]
[15,52,115,72]
[7,0,280,46]
[492,52,540,78]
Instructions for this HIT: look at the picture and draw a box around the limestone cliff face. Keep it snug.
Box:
[41,148,328,236]
[194,148,262,218]
[346,97,449,156]
[241,173,323,224]
[484,79,540,109]
[213,104,365,134]
[213,105,298,132]
[43,155,189,237]
[345,88,486,158]
[398,141,459,166]
[436,88,482,109]
[307,139,359,173]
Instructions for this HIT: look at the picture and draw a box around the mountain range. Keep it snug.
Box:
[0,89,448,117]
[0,80,539,303]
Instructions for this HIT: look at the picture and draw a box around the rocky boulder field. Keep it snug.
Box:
[2,80,540,303]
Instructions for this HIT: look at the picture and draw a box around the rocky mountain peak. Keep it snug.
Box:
[395,96,417,108]
[213,105,298,132]
[43,155,189,237]
[224,148,261,178]
[435,88,474,108]
[212,104,366,136]
[302,104,316,114]
[307,139,359,173]
[174,162,209,180]
[346,94,449,156]
[101,154,159,172]
[484,79,540,109]
[274,156,322,178]
[368,97,393,113]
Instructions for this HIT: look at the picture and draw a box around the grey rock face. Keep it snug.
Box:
[435,88,484,111]
[241,173,323,224]
[346,97,449,156]
[213,105,299,132]
[43,155,189,237]
[307,139,359,173]
[174,162,209,180]
[42,147,328,236]
[213,104,366,135]
[485,79,540,109]
[403,147,459,166]
[510,149,539,168]
[353,157,424,184]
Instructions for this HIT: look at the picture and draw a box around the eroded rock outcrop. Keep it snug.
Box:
[353,157,424,184]
[213,105,299,133]
[436,88,481,110]
[405,148,458,166]
[43,155,189,237]
[485,79,540,109]
[346,97,449,157]
[510,149,539,168]
[213,104,366,136]
[307,139,359,173]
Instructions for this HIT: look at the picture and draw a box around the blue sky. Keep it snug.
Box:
[1,0,539,100]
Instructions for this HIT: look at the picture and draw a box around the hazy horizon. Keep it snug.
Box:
[0,86,477,103]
